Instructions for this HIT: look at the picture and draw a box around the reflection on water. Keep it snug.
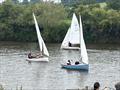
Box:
[0,41,120,89]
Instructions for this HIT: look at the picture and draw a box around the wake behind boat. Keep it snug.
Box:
[61,15,89,71]
[26,13,49,62]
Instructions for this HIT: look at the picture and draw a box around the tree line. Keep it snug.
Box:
[0,0,120,43]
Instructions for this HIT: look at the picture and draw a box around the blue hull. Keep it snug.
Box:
[61,64,89,71]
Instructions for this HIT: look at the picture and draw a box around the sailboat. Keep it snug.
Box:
[61,15,89,70]
[61,13,80,50]
[26,13,49,62]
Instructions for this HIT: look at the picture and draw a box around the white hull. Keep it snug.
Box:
[61,46,80,50]
[26,57,49,62]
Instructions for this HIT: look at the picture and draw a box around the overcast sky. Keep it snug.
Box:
[0,0,4,3]
[0,0,61,3]
[0,0,31,3]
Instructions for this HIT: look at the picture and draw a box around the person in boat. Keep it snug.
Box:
[67,60,71,65]
[36,51,44,58]
[75,61,80,65]
[68,41,72,47]
[28,53,36,59]
[93,82,100,90]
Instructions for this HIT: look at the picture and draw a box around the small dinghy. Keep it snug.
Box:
[61,15,89,71]
[26,13,49,62]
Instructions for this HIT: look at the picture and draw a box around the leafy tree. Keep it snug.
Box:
[0,1,68,42]
[107,0,120,10]
[75,3,120,43]
[0,0,120,43]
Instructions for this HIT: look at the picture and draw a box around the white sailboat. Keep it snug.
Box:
[61,13,80,50]
[26,13,49,62]
[61,15,89,70]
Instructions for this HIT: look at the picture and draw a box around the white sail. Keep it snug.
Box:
[79,15,88,64]
[61,13,80,48]
[61,28,71,48]
[41,37,49,56]
[33,13,49,57]
[33,13,42,52]
[69,13,80,44]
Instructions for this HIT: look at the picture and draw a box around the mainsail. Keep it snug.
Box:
[61,13,80,48]
[69,13,80,44]
[33,13,49,57]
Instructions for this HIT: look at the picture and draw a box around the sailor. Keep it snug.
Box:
[28,53,36,59]
[67,60,71,65]
[75,61,80,65]
[28,53,32,59]
[68,41,72,47]
[36,51,43,58]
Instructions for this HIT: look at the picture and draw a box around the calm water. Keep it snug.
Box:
[0,42,120,90]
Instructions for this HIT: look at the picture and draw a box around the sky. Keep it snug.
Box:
[0,0,30,3]
[0,0,61,3]
[0,0,4,3]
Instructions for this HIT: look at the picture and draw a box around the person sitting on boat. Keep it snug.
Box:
[68,41,72,47]
[67,60,71,65]
[36,51,43,58]
[28,53,36,59]
[75,61,80,65]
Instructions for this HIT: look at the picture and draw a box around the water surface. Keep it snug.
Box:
[0,42,120,89]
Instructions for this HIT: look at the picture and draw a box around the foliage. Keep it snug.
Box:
[0,0,120,43]
[0,1,68,42]
[0,84,4,90]
[107,0,120,10]
[74,3,120,43]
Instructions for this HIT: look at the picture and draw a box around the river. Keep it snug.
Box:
[0,42,120,90]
